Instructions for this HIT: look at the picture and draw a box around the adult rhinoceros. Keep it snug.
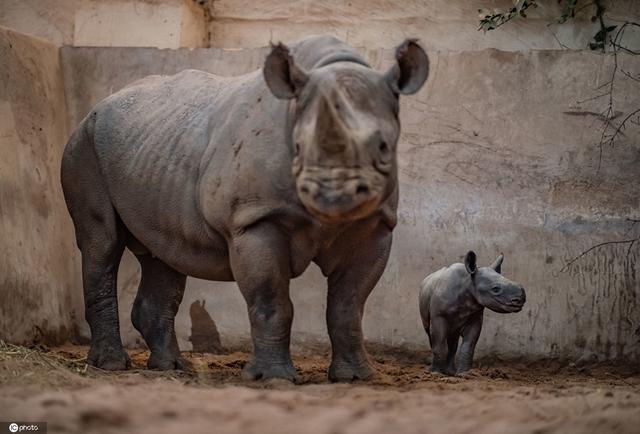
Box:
[61,35,429,382]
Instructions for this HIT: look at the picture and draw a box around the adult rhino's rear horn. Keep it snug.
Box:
[385,39,429,95]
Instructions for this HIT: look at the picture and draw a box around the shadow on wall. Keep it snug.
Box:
[188,300,225,354]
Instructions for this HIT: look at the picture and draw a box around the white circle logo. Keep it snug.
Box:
[9,423,18,433]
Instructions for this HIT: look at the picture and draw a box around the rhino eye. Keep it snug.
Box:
[372,133,392,173]
[378,141,392,164]
[490,286,501,295]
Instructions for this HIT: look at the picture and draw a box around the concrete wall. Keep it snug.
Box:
[0,26,80,345]
[73,0,207,48]
[206,0,640,50]
[3,0,639,51]
[1,0,638,362]
[0,0,77,46]
[0,0,208,48]
[60,45,640,362]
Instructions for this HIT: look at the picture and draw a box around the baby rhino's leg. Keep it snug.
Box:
[456,312,483,374]
[446,334,459,375]
[429,316,453,375]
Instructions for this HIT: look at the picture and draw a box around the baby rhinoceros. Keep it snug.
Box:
[419,251,526,375]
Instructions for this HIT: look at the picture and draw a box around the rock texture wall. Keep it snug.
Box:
[1,0,638,362]
[0,0,208,48]
[0,26,80,345]
[206,0,640,50]
[0,0,77,46]
[2,0,639,51]
[73,0,207,48]
[60,44,640,362]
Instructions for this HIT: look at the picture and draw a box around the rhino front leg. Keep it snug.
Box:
[456,312,483,374]
[132,255,188,370]
[230,223,297,382]
[325,223,392,382]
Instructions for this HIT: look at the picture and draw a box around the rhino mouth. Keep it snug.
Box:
[492,301,524,313]
[504,303,524,312]
[296,175,382,224]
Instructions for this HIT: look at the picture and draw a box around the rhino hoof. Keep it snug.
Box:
[429,366,455,377]
[87,346,131,371]
[328,361,374,382]
[456,369,479,379]
[242,360,299,383]
[148,353,192,371]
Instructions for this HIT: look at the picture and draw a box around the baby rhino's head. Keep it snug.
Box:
[464,251,526,313]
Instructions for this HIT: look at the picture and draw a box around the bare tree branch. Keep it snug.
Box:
[560,236,639,272]
[621,69,640,82]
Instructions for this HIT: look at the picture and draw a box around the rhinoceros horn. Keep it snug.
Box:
[313,90,357,155]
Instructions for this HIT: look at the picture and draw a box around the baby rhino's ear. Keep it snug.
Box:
[491,254,504,274]
[464,251,477,275]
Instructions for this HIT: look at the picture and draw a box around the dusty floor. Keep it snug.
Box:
[0,344,639,434]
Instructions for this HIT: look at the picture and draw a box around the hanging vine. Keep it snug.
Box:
[477,1,639,269]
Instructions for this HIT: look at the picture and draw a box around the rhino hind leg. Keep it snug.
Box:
[445,334,459,375]
[62,130,130,371]
[456,312,483,374]
[131,255,189,370]
[428,316,452,375]
[80,230,130,371]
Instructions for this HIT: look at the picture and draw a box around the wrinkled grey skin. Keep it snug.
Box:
[61,35,429,382]
[419,251,526,375]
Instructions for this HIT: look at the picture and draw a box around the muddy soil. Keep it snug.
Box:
[1,345,639,434]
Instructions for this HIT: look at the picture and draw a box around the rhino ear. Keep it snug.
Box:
[464,251,477,276]
[491,254,504,274]
[385,39,429,95]
[264,42,309,99]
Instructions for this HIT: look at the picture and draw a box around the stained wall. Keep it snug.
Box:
[0,0,638,361]
[60,45,640,361]
[0,26,80,345]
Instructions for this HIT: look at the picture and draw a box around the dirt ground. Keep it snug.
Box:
[1,344,639,434]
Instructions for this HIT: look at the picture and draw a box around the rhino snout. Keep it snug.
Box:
[484,285,526,313]
[506,286,526,310]
[515,287,526,305]
[297,175,381,223]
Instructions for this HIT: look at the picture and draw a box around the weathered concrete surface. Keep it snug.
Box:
[0,26,80,344]
[0,0,77,46]
[2,0,639,51]
[60,45,640,362]
[206,0,640,50]
[73,0,207,48]
[0,0,208,48]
